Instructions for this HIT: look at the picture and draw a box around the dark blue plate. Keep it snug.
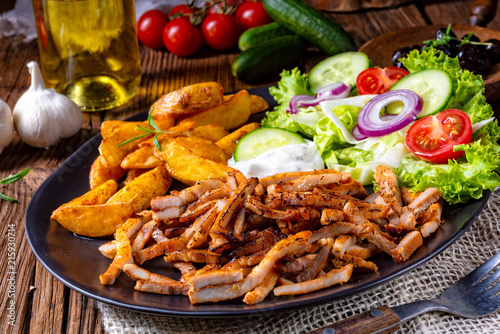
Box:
[25,86,490,318]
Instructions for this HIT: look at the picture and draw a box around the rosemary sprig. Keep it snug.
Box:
[116,108,176,150]
[0,167,30,203]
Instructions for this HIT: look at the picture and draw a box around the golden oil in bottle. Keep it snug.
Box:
[33,0,141,111]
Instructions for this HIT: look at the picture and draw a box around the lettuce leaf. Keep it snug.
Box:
[397,143,500,204]
[314,105,361,154]
[266,67,312,115]
[261,106,323,138]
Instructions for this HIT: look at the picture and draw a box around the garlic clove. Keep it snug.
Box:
[0,99,14,155]
[13,61,83,148]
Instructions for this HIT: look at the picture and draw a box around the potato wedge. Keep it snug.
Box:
[178,90,252,130]
[121,146,163,170]
[54,179,118,211]
[51,202,134,237]
[185,124,228,142]
[124,169,149,185]
[99,121,152,168]
[152,82,224,117]
[90,155,127,189]
[216,122,260,159]
[250,94,270,114]
[155,139,234,186]
[107,166,172,213]
[100,120,127,139]
[174,137,227,164]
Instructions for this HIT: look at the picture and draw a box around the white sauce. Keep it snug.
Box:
[228,141,325,179]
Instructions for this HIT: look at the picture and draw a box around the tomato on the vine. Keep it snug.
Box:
[356,67,409,95]
[201,13,243,50]
[169,4,198,17]
[236,1,273,30]
[163,17,202,56]
[406,109,472,164]
[206,0,241,14]
[137,10,169,50]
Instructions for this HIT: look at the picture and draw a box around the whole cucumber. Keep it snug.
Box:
[232,35,306,82]
[262,0,355,55]
[238,22,295,51]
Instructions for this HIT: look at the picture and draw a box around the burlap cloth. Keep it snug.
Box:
[97,190,500,334]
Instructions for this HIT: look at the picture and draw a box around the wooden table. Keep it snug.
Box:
[1,1,500,333]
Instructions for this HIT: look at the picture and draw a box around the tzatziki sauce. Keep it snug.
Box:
[228,141,325,179]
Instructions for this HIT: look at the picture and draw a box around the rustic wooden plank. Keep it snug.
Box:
[28,263,67,334]
[66,291,104,334]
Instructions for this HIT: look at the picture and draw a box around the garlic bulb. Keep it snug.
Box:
[0,99,14,155]
[13,61,83,148]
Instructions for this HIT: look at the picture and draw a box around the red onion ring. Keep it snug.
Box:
[315,83,351,99]
[356,90,423,137]
[287,83,352,114]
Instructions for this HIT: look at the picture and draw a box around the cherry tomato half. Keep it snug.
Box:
[201,13,243,50]
[163,17,202,57]
[356,67,409,95]
[406,109,472,164]
[137,10,169,50]
[236,1,273,30]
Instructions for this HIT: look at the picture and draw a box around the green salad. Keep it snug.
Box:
[261,48,500,204]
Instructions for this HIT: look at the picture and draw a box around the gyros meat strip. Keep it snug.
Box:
[419,202,443,238]
[135,280,189,295]
[267,172,345,195]
[152,178,225,211]
[259,169,348,188]
[391,231,423,263]
[189,269,245,290]
[243,270,280,305]
[273,264,353,296]
[374,165,403,215]
[399,188,441,230]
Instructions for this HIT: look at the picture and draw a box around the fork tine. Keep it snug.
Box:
[486,279,500,298]
[469,252,500,284]
[477,267,500,290]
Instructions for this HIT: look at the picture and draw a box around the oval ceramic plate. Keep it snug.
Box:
[25,86,490,318]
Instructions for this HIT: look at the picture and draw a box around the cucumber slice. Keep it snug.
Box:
[387,69,453,118]
[234,128,305,162]
[309,52,371,94]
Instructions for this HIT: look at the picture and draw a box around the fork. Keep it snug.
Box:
[307,252,500,334]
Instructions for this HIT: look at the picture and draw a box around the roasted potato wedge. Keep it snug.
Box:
[90,155,127,189]
[121,146,163,170]
[107,166,172,213]
[174,137,227,164]
[100,120,127,139]
[51,202,134,237]
[99,121,152,168]
[185,124,229,142]
[216,122,260,159]
[155,139,234,186]
[124,169,149,185]
[250,94,270,114]
[152,82,224,117]
[178,90,252,130]
[55,179,118,210]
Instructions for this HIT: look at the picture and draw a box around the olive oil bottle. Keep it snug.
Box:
[33,0,141,111]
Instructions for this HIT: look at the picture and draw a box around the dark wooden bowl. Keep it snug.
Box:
[358,24,500,86]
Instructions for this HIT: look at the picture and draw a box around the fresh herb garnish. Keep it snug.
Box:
[423,24,492,49]
[0,167,30,203]
[116,108,177,151]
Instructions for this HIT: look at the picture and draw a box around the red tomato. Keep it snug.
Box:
[406,109,472,164]
[163,17,202,56]
[138,10,169,49]
[201,14,243,50]
[356,67,409,95]
[169,4,198,17]
[236,1,273,30]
